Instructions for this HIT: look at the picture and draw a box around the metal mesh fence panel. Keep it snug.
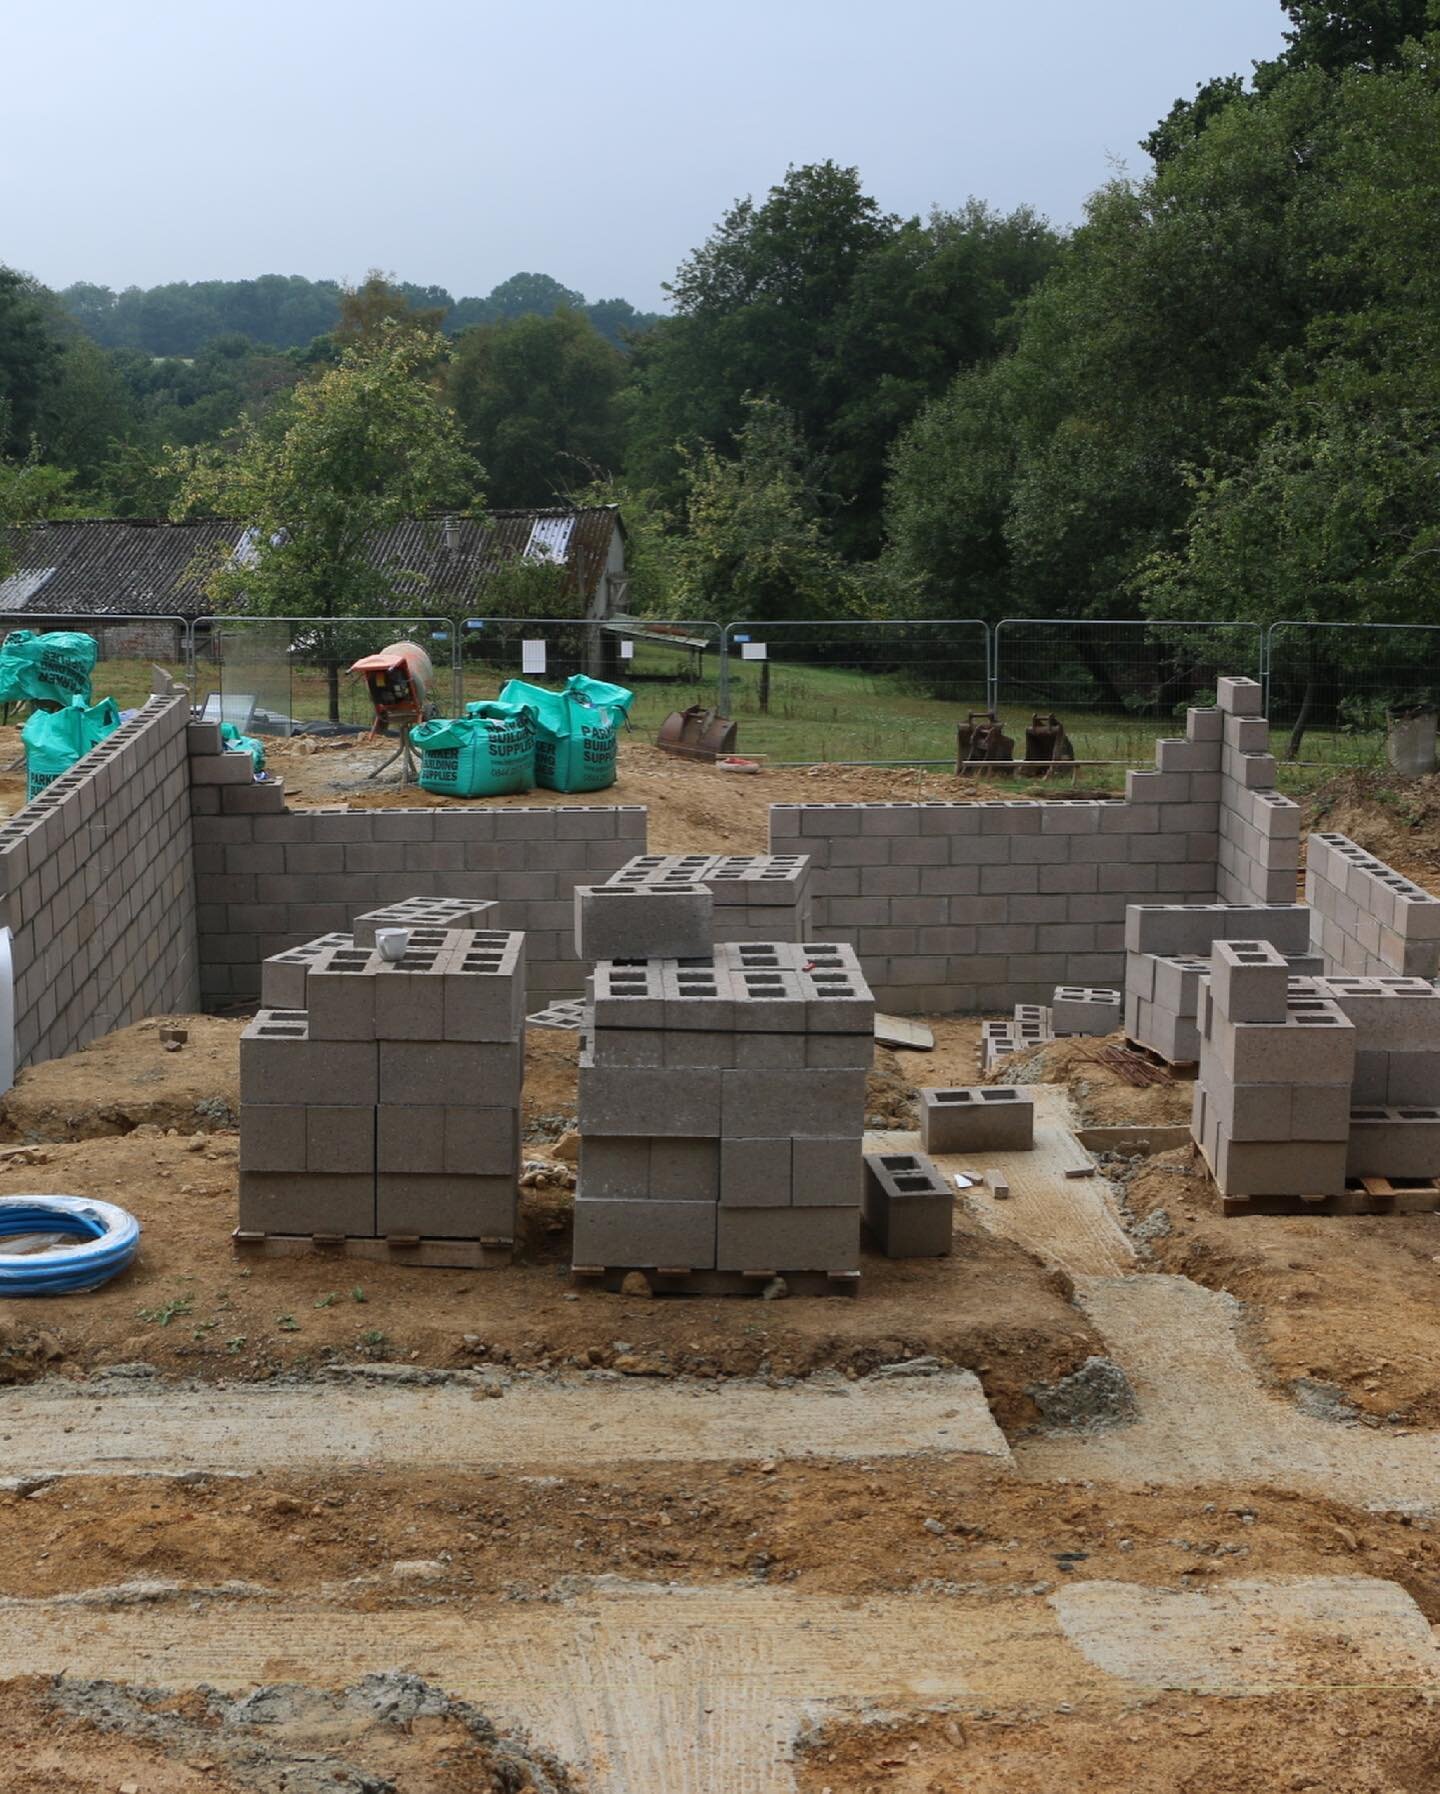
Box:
[716,619,989,764]
[992,619,1263,770]
[0,614,191,719]
[459,616,723,740]
[195,616,451,735]
[1264,621,1440,769]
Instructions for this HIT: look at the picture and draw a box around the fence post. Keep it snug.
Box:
[451,622,463,716]
[986,622,998,713]
[717,627,732,717]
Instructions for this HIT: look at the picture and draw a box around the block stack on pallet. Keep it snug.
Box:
[1123,901,1316,1065]
[237,917,526,1263]
[573,933,873,1288]
[1305,832,1440,980]
[601,853,814,943]
[1192,940,1357,1208]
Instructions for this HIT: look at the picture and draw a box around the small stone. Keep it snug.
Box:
[553,1129,580,1163]
[923,1517,947,1536]
[391,1559,444,1580]
[620,1272,652,1298]
[761,1277,789,1301]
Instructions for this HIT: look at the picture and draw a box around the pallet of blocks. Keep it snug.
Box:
[1192,939,1360,1215]
[235,918,526,1266]
[572,940,873,1294]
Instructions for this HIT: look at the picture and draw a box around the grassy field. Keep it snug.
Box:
[163,636,1399,792]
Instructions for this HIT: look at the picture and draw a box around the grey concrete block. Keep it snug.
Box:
[649,1136,720,1200]
[377,1105,518,1176]
[1345,1105,1440,1178]
[352,895,495,947]
[862,1150,952,1256]
[1210,1001,1355,1086]
[1051,987,1121,1035]
[793,1135,863,1207]
[574,882,714,960]
[238,1170,376,1236]
[579,1062,722,1136]
[715,1204,859,1272]
[589,1025,665,1067]
[1217,676,1264,716]
[443,931,526,1041]
[578,1135,652,1200]
[238,1102,307,1173]
[1211,1128,1348,1197]
[919,1085,1034,1153]
[720,1136,791,1207]
[572,1196,717,1270]
[378,1039,523,1106]
[376,1173,515,1239]
[1211,939,1289,1024]
[720,1069,866,1138]
[305,947,380,1040]
[305,1104,376,1175]
[187,721,223,756]
[240,1013,378,1106]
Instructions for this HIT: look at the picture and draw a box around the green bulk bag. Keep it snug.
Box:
[22,695,122,801]
[497,674,634,793]
[413,703,536,798]
[0,630,99,707]
[220,721,266,774]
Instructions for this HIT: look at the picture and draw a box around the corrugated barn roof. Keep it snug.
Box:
[0,508,623,620]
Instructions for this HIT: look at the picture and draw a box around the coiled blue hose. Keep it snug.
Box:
[0,1195,141,1295]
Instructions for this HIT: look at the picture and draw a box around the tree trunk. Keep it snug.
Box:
[759,658,770,715]
[1285,676,1316,761]
[327,660,341,726]
[1073,636,1126,714]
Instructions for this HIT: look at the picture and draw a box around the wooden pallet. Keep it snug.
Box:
[571,1264,861,1298]
[1123,1038,1199,1081]
[1220,1177,1440,1218]
[232,1229,513,1269]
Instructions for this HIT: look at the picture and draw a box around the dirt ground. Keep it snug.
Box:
[4,747,1440,1792]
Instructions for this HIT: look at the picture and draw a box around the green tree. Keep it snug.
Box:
[669,396,849,626]
[172,326,483,717]
[0,268,62,457]
[448,308,626,506]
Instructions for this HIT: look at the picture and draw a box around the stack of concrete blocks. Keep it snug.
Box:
[1050,987,1122,1036]
[0,693,200,1070]
[1210,677,1304,906]
[602,853,813,945]
[352,896,496,947]
[1305,833,1440,980]
[239,925,526,1250]
[1292,976,1440,1181]
[1124,901,1317,1064]
[861,1149,954,1256]
[186,718,289,819]
[573,941,874,1277]
[1193,939,1357,1200]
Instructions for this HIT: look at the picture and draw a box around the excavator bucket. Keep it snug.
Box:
[656,705,739,763]
[957,711,1015,777]
[1021,712,1076,779]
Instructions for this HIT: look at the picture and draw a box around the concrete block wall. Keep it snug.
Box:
[1212,676,1303,906]
[186,728,646,1005]
[769,678,1317,1014]
[1305,832,1440,980]
[0,693,199,1071]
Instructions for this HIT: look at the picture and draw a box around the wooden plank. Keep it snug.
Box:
[231,1230,512,1269]
[874,1013,934,1051]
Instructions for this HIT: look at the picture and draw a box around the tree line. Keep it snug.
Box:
[3,0,1438,724]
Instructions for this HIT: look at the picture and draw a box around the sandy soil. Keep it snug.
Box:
[2,749,1440,1792]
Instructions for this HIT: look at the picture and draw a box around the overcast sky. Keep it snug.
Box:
[5,0,1287,309]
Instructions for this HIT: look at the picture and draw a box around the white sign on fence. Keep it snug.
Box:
[619,640,635,661]
[521,639,547,675]
[741,642,768,661]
